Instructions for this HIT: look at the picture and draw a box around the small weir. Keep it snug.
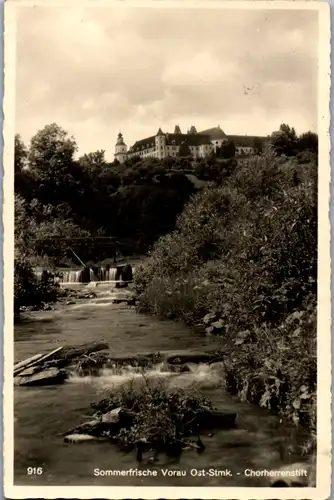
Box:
[34,265,134,285]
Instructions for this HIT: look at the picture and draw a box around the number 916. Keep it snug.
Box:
[27,467,43,475]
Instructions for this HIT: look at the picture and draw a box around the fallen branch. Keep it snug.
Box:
[14,347,64,376]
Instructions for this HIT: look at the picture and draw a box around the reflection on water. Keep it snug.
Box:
[14,291,308,486]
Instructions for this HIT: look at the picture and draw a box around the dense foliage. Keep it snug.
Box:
[269,124,318,160]
[134,147,317,441]
[91,378,214,456]
[15,124,198,263]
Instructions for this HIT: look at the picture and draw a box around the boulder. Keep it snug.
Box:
[202,312,217,325]
[65,407,135,439]
[15,367,67,386]
[101,407,122,424]
[211,319,224,330]
[166,351,223,365]
[111,292,135,304]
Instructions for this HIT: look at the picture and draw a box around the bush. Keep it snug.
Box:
[134,148,317,437]
[224,295,316,449]
[91,378,214,453]
[135,149,316,331]
[14,257,59,314]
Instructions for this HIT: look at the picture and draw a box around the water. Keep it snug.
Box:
[34,266,131,284]
[14,290,308,486]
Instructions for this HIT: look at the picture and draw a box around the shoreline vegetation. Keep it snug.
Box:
[14,123,317,463]
[134,148,317,453]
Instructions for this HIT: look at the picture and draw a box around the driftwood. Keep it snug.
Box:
[14,347,64,376]
[38,342,109,369]
[14,342,110,386]
[14,353,44,374]
[64,407,135,438]
[164,351,224,365]
[53,342,109,363]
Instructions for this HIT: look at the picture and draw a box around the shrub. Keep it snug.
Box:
[135,148,317,438]
[223,295,316,451]
[135,149,316,332]
[91,377,214,452]
[14,257,59,314]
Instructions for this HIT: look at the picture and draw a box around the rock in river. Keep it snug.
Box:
[14,367,68,387]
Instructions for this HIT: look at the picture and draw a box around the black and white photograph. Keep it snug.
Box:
[3,1,331,498]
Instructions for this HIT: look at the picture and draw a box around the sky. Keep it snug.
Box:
[16,5,318,161]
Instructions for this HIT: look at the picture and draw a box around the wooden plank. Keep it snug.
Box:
[14,346,64,376]
[14,353,44,373]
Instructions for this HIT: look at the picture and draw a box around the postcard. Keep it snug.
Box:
[3,0,331,498]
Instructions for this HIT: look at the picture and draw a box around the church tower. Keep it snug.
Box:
[114,132,127,164]
[155,127,166,159]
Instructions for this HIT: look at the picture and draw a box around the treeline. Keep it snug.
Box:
[134,141,317,447]
[15,123,318,266]
[14,121,317,316]
[15,124,199,265]
[14,123,198,313]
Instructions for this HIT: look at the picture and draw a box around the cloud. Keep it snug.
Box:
[15,6,318,160]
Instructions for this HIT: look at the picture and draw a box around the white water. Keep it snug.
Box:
[34,267,122,284]
[68,361,225,392]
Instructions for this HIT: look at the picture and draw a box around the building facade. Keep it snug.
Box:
[114,125,266,163]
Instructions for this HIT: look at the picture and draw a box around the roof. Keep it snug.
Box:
[227,135,268,147]
[198,126,227,140]
[116,133,126,146]
[129,132,212,152]
[129,136,156,153]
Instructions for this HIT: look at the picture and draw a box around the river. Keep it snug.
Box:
[14,287,308,487]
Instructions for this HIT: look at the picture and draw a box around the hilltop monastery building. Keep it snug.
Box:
[115,125,264,163]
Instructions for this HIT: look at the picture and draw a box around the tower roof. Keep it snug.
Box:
[116,132,126,146]
[174,125,182,134]
[156,127,164,136]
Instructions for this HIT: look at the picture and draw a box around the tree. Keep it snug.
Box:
[253,137,263,154]
[297,131,318,154]
[177,141,191,157]
[15,134,28,173]
[216,140,236,159]
[78,150,106,169]
[15,135,33,198]
[270,124,298,156]
[28,124,79,206]
[29,123,77,175]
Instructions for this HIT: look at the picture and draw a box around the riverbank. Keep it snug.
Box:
[133,151,317,456]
